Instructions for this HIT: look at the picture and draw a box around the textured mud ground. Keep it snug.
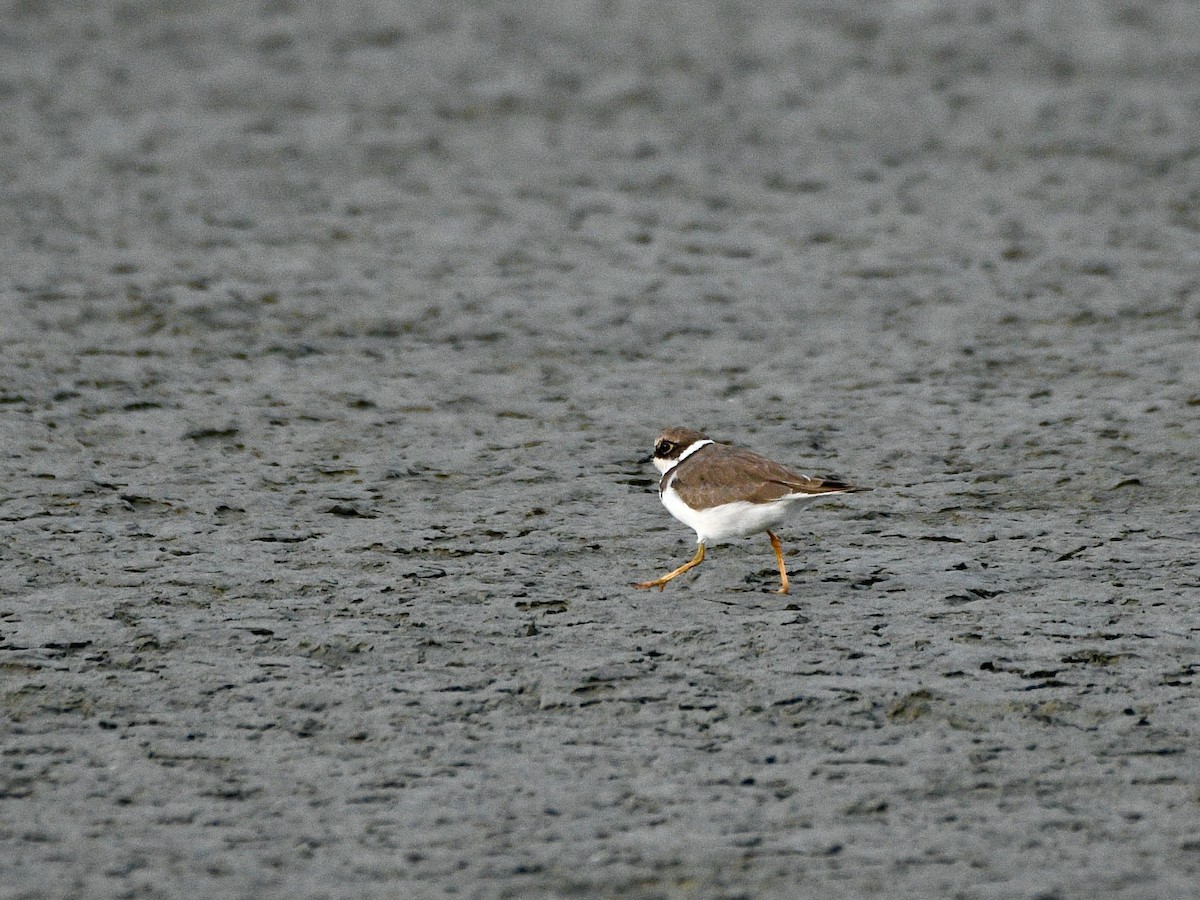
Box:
[3,1,1200,897]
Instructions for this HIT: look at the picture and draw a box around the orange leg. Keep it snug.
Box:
[634,543,705,591]
[767,531,789,594]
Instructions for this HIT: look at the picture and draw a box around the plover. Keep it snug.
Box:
[633,427,865,594]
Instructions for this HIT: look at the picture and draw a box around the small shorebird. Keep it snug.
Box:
[633,427,866,594]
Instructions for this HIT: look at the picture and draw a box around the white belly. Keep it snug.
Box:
[662,487,821,544]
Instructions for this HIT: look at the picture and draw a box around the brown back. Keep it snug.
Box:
[664,442,860,508]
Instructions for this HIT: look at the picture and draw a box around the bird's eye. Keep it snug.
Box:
[656,440,673,455]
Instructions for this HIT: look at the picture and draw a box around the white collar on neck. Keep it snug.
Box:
[664,438,714,472]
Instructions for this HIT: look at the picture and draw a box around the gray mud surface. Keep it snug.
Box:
[3,2,1200,898]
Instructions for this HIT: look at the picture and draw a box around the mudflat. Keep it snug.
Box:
[3,3,1199,897]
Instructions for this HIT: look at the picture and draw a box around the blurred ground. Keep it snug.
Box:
[2,1,1200,897]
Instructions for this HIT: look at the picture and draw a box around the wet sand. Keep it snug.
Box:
[3,2,1200,897]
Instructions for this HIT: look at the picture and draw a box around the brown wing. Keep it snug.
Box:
[668,443,861,508]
